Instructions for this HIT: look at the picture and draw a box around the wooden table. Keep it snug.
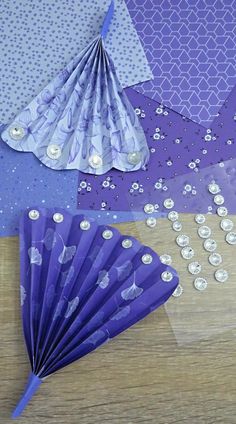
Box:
[1,214,236,424]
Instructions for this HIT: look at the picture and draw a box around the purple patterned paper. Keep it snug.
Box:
[126,0,236,127]
[13,207,178,418]
[78,86,236,212]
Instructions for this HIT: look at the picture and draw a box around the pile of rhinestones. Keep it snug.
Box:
[143,181,235,298]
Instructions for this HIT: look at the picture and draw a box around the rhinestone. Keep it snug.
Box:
[102,229,113,240]
[194,277,208,291]
[214,194,224,205]
[53,212,64,223]
[198,225,211,239]
[143,203,155,214]
[176,234,190,247]
[142,254,153,264]
[181,246,194,260]
[160,254,172,265]
[203,239,217,252]
[9,125,26,140]
[163,198,174,209]
[168,211,179,222]
[208,252,222,266]
[215,269,228,283]
[146,217,157,228]
[226,232,236,245]
[208,182,220,194]
[127,151,142,165]
[217,206,228,217]
[188,261,202,275]
[172,284,183,297]
[122,239,133,249]
[172,221,182,232]
[88,154,103,169]
[220,218,234,232]
[195,214,205,224]
[161,271,173,282]
[47,144,62,159]
[80,220,91,231]
[28,209,40,220]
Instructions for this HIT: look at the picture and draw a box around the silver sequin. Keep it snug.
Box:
[46,144,62,159]
[88,154,103,169]
[80,220,91,231]
[161,271,173,282]
[176,234,190,247]
[194,277,208,291]
[53,212,64,223]
[215,269,228,283]
[198,225,211,239]
[9,124,26,140]
[226,232,236,245]
[102,229,113,240]
[127,151,142,165]
[203,238,217,252]
[188,261,202,275]
[122,239,133,249]
[28,209,40,220]
[142,254,153,264]
[214,194,224,205]
[195,214,206,224]
[208,252,222,266]
[220,218,234,232]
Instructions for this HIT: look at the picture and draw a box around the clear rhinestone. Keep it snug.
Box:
[208,182,220,194]
[217,206,228,217]
[143,203,155,214]
[208,252,222,266]
[176,234,190,247]
[194,277,208,291]
[198,225,211,239]
[203,239,217,252]
[122,239,133,249]
[47,144,62,159]
[80,220,91,231]
[195,214,206,224]
[102,229,113,240]
[220,218,234,232]
[9,125,26,140]
[88,154,103,169]
[161,271,173,282]
[172,284,183,297]
[215,269,228,283]
[28,209,40,220]
[168,211,179,222]
[160,254,172,265]
[53,212,64,223]
[163,198,175,209]
[127,151,142,165]
[226,232,236,245]
[181,246,194,260]
[146,217,157,228]
[142,254,153,264]
[214,194,224,205]
[172,221,182,232]
[188,261,202,275]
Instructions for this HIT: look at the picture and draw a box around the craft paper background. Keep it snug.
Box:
[78,85,236,213]
[127,0,236,127]
[0,0,152,125]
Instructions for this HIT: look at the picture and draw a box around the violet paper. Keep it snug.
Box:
[13,207,178,418]
[78,86,236,213]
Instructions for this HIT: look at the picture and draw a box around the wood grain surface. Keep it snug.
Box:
[1,214,236,424]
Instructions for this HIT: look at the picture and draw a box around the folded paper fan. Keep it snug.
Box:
[1,1,149,175]
[12,207,179,418]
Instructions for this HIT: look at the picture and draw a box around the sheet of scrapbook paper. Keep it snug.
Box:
[77,85,236,213]
[126,0,236,127]
[0,0,152,125]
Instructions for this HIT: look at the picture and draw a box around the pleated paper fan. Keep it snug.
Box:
[12,207,179,418]
[1,1,150,175]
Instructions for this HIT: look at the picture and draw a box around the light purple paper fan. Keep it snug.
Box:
[12,207,179,418]
[1,1,149,175]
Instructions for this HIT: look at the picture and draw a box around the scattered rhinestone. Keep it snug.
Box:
[168,211,179,222]
[163,198,175,209]
[172,284,183,297]
[217,206,228,217]
[198,225,212,239]
[172,221,182,232]
[214,194,224,205]
[203,239,217,252]
[226,232,236,245]
[208,182,221,195]
[220,218,234,232]
[181,246,195,260]
[146,217,157,228]
[195,214,206,224]
[194,277,208,291]
[160,254,172,265]
[188,261,202,275]
[208,252,222,267]
[215,269,229,283]
[143,203,155,214]
[176,234,190,247]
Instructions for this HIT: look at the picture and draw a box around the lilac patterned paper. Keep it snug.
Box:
[78,86,236,212]
[1,3,149,175]
[13,207,178,418]
[126,0,236,126]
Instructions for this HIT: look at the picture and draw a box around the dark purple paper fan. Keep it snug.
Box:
[13,207,179,418]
